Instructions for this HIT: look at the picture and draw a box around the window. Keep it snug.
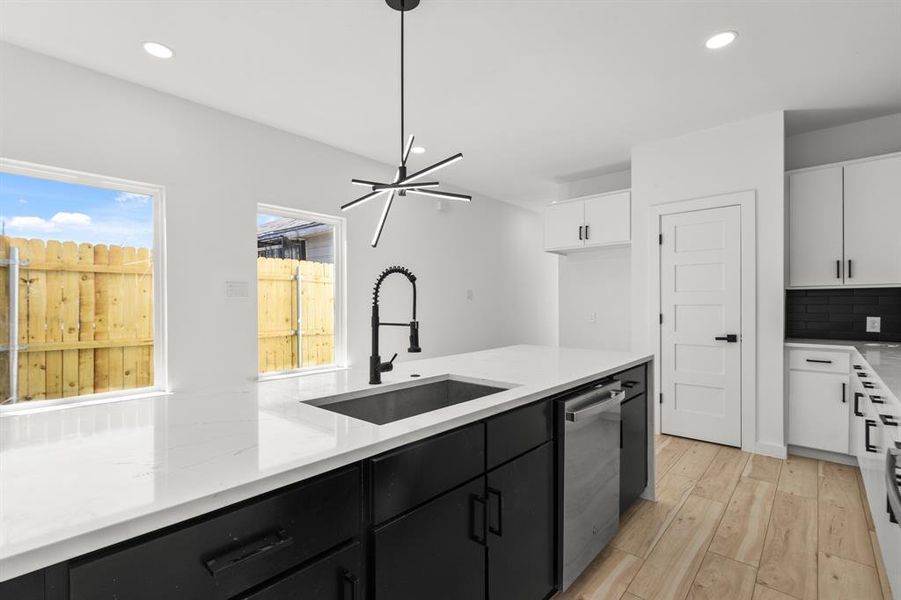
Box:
[0,159,165,407]
[257,204,345,375]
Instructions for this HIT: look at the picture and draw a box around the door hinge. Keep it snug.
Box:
[659,313,663,325]
[659,393,663,405]
[658,233,663,245]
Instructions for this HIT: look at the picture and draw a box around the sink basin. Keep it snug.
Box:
[304,376,511,425]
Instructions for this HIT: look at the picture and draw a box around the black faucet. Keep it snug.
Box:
[370,266,421,384]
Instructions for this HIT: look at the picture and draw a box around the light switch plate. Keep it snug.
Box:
[866,316,881,333]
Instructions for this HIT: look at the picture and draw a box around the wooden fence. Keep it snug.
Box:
[257,257,335,373]
[0,237,335,401]
[0,236,154,401]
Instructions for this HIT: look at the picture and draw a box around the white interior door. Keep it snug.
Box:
[660,206,742,446]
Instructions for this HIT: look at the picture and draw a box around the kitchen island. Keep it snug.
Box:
[0,345,654,599]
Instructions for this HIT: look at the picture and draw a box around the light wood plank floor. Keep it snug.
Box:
[556,434,893,600]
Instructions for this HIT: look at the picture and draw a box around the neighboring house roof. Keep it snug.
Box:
[257,217,331,241]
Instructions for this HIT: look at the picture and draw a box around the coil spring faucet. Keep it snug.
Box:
[370,266,421,384]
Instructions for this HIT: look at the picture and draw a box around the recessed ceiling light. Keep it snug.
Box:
[705,31,737,50]
[411,146,426,155]
[143,41,174,59]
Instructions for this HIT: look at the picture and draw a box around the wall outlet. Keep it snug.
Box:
[466,289,474,301]
[866,316,881,333]
[587,312,597,324]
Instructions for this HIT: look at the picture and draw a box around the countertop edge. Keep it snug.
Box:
[0,353,653,582]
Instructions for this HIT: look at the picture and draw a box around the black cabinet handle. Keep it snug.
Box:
[622,381,638,389]
[714,334,738,342]
[806,359,833,364]
[487,487,504,537]
[870,395,884,404]
[342,570,359,600]
[848,259,853,279]
[203,529,293,577]
[863,382,876,389]
[841,382,847,403]
[585,224,590,240]
[578,225,583,241]
[880,414,899,427]
[865,419,877,453]
[857,372,868,378]
[854,392,863,417]
[836,259,841,279]
[469,494,487,546]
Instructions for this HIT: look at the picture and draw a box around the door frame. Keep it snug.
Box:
[648,190,757,453]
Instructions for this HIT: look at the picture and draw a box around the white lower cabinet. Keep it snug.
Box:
[788,369,850,454]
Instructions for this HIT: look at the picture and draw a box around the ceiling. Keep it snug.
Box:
[1,1,900,209]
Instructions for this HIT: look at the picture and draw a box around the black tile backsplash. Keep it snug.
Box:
[785,288,901,342]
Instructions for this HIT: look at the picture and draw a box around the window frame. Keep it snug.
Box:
[0,157,168,412]
[256,203,347,379]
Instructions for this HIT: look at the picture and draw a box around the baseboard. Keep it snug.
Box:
[787,444,858,466]
[752,441,788,459]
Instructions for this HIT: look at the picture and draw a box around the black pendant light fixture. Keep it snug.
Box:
[342,0,470,247]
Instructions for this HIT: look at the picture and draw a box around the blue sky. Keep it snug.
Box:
[0,172,153,248]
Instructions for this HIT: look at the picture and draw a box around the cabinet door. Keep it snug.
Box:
[544,201,584,251]
[788,370,850,454]
[583,191,630,247]
[0,571,43,600]
[620,394,647,513]
[844,155,901,286]
[373,478,486,600]
[486,442,555,600]
[788,167,844,287]
[241,542,362,600]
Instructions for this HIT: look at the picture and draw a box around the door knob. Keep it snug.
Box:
[714,334,738,343]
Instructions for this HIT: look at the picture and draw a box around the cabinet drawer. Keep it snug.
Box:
[371,422,485,524]
[788,348,850,373]
[0,571,43,600]
[487,399,552,470]
[238,542,361,600]
[70,467,360,600]
[614,364,646,401]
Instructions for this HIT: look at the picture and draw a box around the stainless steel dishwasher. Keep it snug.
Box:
[558,379,625,591]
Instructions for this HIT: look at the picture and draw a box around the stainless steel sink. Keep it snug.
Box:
[304,376,511,425]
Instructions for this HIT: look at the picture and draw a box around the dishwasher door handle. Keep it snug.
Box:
[565,384,625,422]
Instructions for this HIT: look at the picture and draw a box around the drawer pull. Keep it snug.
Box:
[857,372,869,378]
[470,494,487,546]
[865,420,877,453]
[805,359,833,364]
[342,570,359,600]
[487,487,504,537]
[854,392,864,417]
[203,530,293,578]
[871,395,885,404]
[886,447,901,525]
[622,381,639,389]
[880,414,899,427]
[863,382,876,389]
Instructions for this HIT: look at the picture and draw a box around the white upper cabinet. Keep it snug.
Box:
[788,167,844,287]
[843,154,901,286]
[544,191,631,254]
[583,191,631,248]
[788,153,901,288]
[544,200,585,251]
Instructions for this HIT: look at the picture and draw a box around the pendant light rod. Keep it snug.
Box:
[400,7,405,165]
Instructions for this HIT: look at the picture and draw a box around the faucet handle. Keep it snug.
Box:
[380,353,398,373]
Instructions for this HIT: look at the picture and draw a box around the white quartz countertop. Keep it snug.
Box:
[785,339,901,400]
[0,344,651,582]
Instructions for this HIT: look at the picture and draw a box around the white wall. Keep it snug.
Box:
[630,112,786,455]
[0,44,558,394]
[556,168,632,350]
[786,113,901,170]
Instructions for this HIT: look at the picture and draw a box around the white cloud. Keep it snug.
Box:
[7,216,56,232]
[51,212,92,227]
[6,212,92,233]
[17,198,27,205]
[115,192,150,205]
